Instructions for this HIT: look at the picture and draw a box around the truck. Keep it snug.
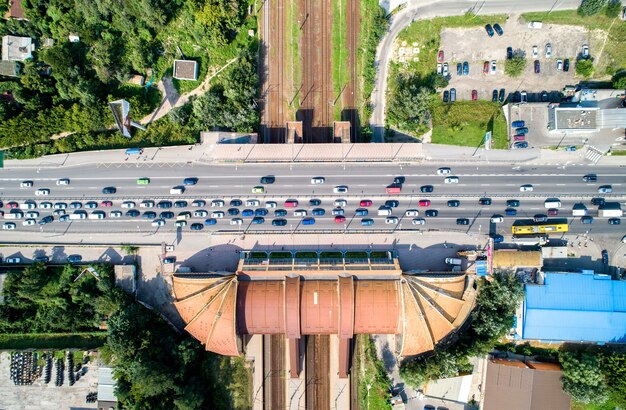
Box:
[385,184,401,194]
[572,203,588,216]
[599,202,622,218]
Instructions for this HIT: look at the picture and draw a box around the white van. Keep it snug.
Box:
[378,206,392,216]
[544,199,561,209]
[4,211,24,219]
[70,211,87,220]
[170,187,185,195]
[19,202,37,210]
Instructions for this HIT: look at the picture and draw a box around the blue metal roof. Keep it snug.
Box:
[523,272,626,343]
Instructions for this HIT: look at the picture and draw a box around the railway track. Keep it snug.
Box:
[264,334,286,410]
[345,0,360,142]
[306,335,330,410]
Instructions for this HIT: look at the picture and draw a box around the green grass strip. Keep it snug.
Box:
[0,332,107,350]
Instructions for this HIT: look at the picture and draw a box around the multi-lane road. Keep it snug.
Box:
[1,163,624,240]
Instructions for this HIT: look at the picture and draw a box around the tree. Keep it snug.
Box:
[560,350,609,404]
[601,353,626,407]
[387,74,432,134]
[578,0,607,16]
[605,0,622,17]
[613,76,626,90]
[505,56,527,78]
[576,59,595,78]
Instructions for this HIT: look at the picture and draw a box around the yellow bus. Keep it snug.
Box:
[512,223,568,235]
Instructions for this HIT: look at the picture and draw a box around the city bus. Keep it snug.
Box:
[511,223,568,235]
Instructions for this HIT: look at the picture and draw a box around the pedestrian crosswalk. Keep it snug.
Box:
[585,146,604,164]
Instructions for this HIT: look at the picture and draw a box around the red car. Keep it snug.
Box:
[437,50,444,63]
[471,90,478,101]
[284,200,299,208]
[513,135,525,141]
[418,200,431,207]
[100,201,113,207]
[547,208,559,216]
[334,215,346,223]
[359,199,373,207]
[483,61,489,74]
[6,202,19,209]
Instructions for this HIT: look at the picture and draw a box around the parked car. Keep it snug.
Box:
[534,60,540,73]
[515,127,529,135]
[462,61,469,76]
[450,88,456,102]
[456,63,462,76]
[485,24,494,37]
[472,90,478,101]
[602,250,609,264]
[514,141,529,149]
[545,43,552,57]
[442,62,449,77]
[490,60,497,74]
[506,46,513,59]
[498,88,506,103]
[456,218,470,225]
[532,45,538,58]
[513,135,525,141]
[541,91,549,102]
[563,59,570,71]
[512,120,525,128]
[483,61,489,74]
[443,90,449,103]
[493,23,503,36]
[556,59,563,70]
[520,91,528,104]
[67,255,82,263]
[582,44,589,59]
[437,50,444,63]
[436,63,442,75]
[492,89,498,102]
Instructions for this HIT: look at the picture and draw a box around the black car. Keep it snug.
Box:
[493,23,503,36]
[309,198,322,206]
[506,46,513,60]
[456,218,470,225]
[174,201,188,208]
[534,214,548,223]
[157,201,172,209]
[228,208,240,216]
[457,63,462,76]
[125,210,140,217]
[485,24,494,37]
[183,177,198,185]
[534,60,540,73]
[601,250,608,264]
[514,141,529,149]
[190,223,204,231]
[498,88,506,103]
[102,187,116,194]
[142,211,157,219]
[608,218,621,225]
[447,200,460,207]
[230,199,242,207]
[260,175,275,184]
[393,176,405,184]
[506,199,520,207]
[34,256,49,263]
[591,197,605,206]
[492,234,504,243]
[443,90,449,103]
[582,174,597,182]
[272,218,287,227]
[540,91,549,102]
[160,211,174,219]
[420,185,434,193]
[385,200,400,208]
[563,58,570,72]
[38,216,54,225]
[479,198,492,206]
[425,210,438,217]
[67,255,82,263]
[492,89,498,102]
[274,209,287,217]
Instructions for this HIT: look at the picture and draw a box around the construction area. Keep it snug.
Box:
[259,0,360,143]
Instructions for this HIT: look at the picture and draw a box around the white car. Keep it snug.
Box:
[110,210,122,218]
[520,91,528,104]
[35,188,50,196]
[490,215,504,223]
[405,209,419,217]
[140,200,155,208]
[20,180,33,188]
[556,59,563,70]
[22,219,36,226]
[490,60,496,74]
[545,43,552,58]
[333,185,349,194]
[246,199,260,207]
[211,200,225,207]
[21,202,36,210]
[39,202,52,209]
[25,211,39,218]
[334,199,347,207]
[532,45,538,58]
[385,216,399,224]
[211,211,225,218]
[152,219,165,227]
[436,63,442,75]
[582,44,589,59]
[520,184,534,192]
[56,178,70,185]
[3,222,16,230]
[332,208,344,216]
[265,201,277,208]
[230,218,243,225]
[175,220,187,227]
[442,62,449,77]
[122,201,136,209]
[437,167,451,175]
[294,210,307,217]
[412,218,425,225]
[444,177,459,184]
[311,177,325,185]
[194,210,208,217]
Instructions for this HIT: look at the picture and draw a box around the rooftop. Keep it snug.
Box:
[5,0,25,19]
[173,59,198,81]
[553,106,597,130]
[1,35,33,61]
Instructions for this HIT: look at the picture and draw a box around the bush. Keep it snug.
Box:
[504,56,527,78]
[560,350,609,404]
[613,76,626,90]
[576,59,595,78]
[578,0,607,16]
[605,0,622,17]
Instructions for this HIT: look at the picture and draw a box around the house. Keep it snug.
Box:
[97,367,118,410]
[5,0,25,20]
[1,35,33,61]
[0,60,20,77]
[173,59,198,81]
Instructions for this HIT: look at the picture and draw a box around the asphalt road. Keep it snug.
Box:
[0,163,624,239]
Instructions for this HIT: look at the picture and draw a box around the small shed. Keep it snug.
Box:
[173,59,198,81]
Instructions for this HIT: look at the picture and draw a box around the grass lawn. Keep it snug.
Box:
[430,100,508,149]
[0,333,107,350]
[288,0,301,112]
[332,0,348,120]
[356,335,391,410]
[521,10,626,76]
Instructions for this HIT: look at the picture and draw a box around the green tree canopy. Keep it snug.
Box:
[576,59,595,78]
[387,73,432,135]
[560,350,609,404]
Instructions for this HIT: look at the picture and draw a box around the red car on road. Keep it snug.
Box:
[359,200,373,207]
[284,200,299,208]
[334,215,346,223]
[6,202,18,209]
[100,201,113,207]
[418,200,431,207]
[547,208,559,216]
[437,50,444,63]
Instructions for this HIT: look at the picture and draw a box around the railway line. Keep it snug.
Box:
[263,334,286,410]
[344,0,360,142]
[306,335,330,410]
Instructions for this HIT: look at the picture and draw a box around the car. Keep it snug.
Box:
[532,45,538,58]
[254,208,268,216]
[591,198,605,206]
[284,199,299,208]
[175,220,187,227]
[69,202,82,209]
[333,185,348,194]
[385,216,398,224]
[272,218,287,226]
[230,218,243,225]
[252,216,265,224]
[228,208,240,216]
[492,89,498,102]
[447,200,460,207]
[246,199,260,207]
[140,200,154,208]
[462,61,469,75]
[21,201,36,210]
[418,200,431,207]
[332,208,345,216]
[511,120,525,128]
[425,210,438,217]
[137,177,150,185]
[498,88,506,103]
[534,214,548,223]
[356,208,369,216]
[160,211,175,219]
[444,176,459,184]
[490,60,497,74]
[252,186,265,194]
[450,88,456,102]
[385,200,400,208]
[22,219,36,226]
[505,208,517,216]
[312,208,325,216]
[506,46,513,59]
[211,200,224,207]
[582,174,597,182]
[485,24,494,37]
[155,201,170,209]
[406,209,419,217]
[520,91,528,104]
[174,200,188,208]
[556,59,563,70]
[34,256,50,263]
[190,223,204,231]
[25,211,39,218]
[492,234,504,243]
[442,62,449,77]
[170,186,185,195]
[393,176,405,184]
[56,178,70,185]
[581,216,594,224]
[309,199,322,206]
[211,211,225,218]
[443,90,449,103]
[541,91,549,102]
[582,44,589,59]
[204,218,217,225]
[162,257,176,264]
[436,63,442,75]
[126,210,140,217]
[20,180,33,188]
[479,198,492,206]
[294,209,307,217]
[420,185,434,193]
[67,255,82,263]
[102,187,116,194]
[53,209,67,216]
[490,215,504,223]
[493,23,503,36]
[457,63,462,76]
[601,250,609,264]
[360,200,373,207]
[274,209,287,217]
[437,167,451,175]
[545,42,552,57]
[302,217,316,226]
[142,211,157,219]
[35,188,50,196]
[456,218,470,225]
[230,199,242,207]
[242,209,254,217]
[194,210,208,217]
[513,135,525,141]
[152,219,165,227]
[3,222,16,230]
[38,216,53,225]
[122,201,135,209]
[437,50,444,63]
[608,218,621,225]
[563,58,570,71]
[514,142,528,149]
[311,177,325,185]
[334,199,347,207]
[334,215,346,223]
[598,185,613,193]
[260,175,275,184]
[471,89,478,101]
[39,202,52,209]
[507,200,520,207]
[534,60,540,73]
[192,200,206,207]
[565,146,576,152]
[100,201,113,207]
[183,177,198,185]
[520,184,533,192]
[361,218,374,226]
[547,208,559,216]
[412,218,425,225]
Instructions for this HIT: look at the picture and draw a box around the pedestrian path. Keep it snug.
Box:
[585,146,604,164]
